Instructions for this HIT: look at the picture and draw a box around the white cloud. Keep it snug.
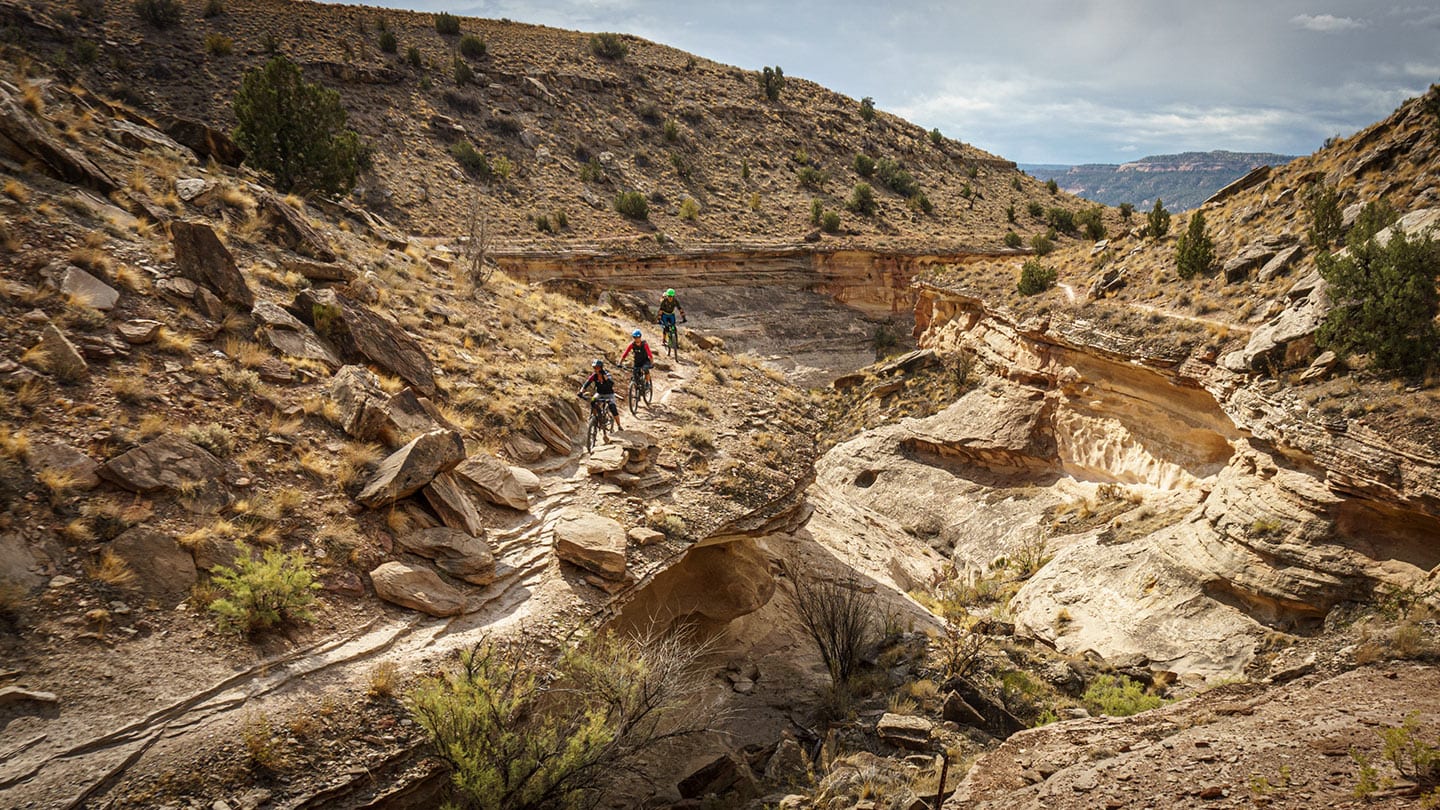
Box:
[1290,13,1366,32]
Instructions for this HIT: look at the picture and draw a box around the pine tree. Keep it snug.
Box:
[1317,228,1440,376]
[1146,199,1170,239]
[1175,211,1215,279]
[233,56,368,195]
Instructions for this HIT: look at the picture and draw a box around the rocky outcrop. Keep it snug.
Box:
[452,454,530,511]
[254,302,342,370]
[293,288,437,397]
[0,83,116,193]
[99,435,230,512]
[259,193,337,262]
[396,527,495,585]
[25,440,100,490]
[369,561,466,616]
[170,220,254,308]
[553,511,627,580]
[355,429,465,508]
[29,323,88,381]
[328,365,449,448]
[109,528,196,599]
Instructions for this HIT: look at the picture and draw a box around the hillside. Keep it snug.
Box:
[0,0,1100,254]
[1020,150,1299,210]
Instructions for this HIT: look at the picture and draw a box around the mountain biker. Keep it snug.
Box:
[619,329,654,385]
[657,288,685,336]
[577,358,622,430]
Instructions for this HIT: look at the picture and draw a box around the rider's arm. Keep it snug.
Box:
[577,373,595,395]
[620,343,633,362]
[643,342,653,363]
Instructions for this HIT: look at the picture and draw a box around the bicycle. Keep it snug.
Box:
[581,393,618,452]
[659,315,685,360]
[618,364,652,417]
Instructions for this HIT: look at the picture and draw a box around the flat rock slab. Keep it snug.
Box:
[25,440,100,489]
[99,434,230,512]
[398,527,495,585]
[553,511,627,579]
[116,319,163,345]
[110,527,196,599]
[370,561,465,616]
[454,453,530,511]
[423,472,486,537]
[0,686,60,705]
[357,429,465,507]
[876,713,933,750]
[584,443,627,474]
[32,323,88,381]
[60,267,119,311]
[170,220,254,307]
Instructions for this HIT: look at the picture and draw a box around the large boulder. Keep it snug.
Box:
[58,267,119,311]
[422,473,486,537]
[259,193,336,262]
[329,365,451,448]
[397,527,495,585]
[293,288,436,397]
[159,114,245,166]
[369,561,465,616]
[99,435,230,512]
[30,322,88,381]
[253,302,341,370]
[170,220,254,308]
[452,449,532,507]
[552,511,627,580]
[356,429,466,507]
[25,440,100,490]
[110,528,196,599]
[876,713,933,750]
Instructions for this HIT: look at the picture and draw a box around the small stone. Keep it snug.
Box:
[49,575,76,588]
[627,527,664,546]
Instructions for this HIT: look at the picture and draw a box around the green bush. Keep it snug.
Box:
[1082,674,1165,717]
[202,0,224,17]
[378,30,397,53]
[1318,226,1440,376]
[1046,207,1075,233]
[405,46,421,68]
[491,155,513,180]
[678,197,700,221]
[1017,260,1056,296]
[434,12,461,35]
[859,96,875,122]
[453,57,474,85]
[1005,204,1016,224]
[590,32,627,60]
[1030,233,1054,256]
[133,0,182,28]
[1146,199,1171,239]
[459,34,486,59]
[1077,206,1106,240]
[615,191,648,220]
[204,33,233,56]
[450,140,491,177]
[209,549,319,635]
[1045,178,1058,194]
[1012,175,1023,191]
[662,118,680,142]
[908,191,934,215]
[797,165,826,190]
[847,182,877,216]
[579,159,603,182]
[809,198,823,227]
[853,153,875,178]
[929,127,943,146]
[1305,182,1342,249]
[1175,211,1215,279]
[1003,230,1022,248]
[410,634,716,810]
[760,65,785,101]
[233,56,369,195]
[1347,199,1397,246]
[1118,202,1134,221]
[1026,200,1044,218]
[821,210,841,233]
[875,157,919,197]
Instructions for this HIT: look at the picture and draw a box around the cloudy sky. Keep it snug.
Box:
[323,0,1440,164]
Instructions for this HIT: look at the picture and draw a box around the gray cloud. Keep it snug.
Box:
[321,0,1440,163]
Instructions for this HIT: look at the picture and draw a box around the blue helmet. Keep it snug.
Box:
[632,329,643,338]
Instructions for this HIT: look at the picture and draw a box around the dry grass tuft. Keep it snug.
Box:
[87,549,137,588]
[367,660,401,698]
[3,179,31,203]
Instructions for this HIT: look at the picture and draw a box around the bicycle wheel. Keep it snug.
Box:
[586,410,600,453]
[642,374,653,405]
[665,326,679,359]
[627,377,640,417]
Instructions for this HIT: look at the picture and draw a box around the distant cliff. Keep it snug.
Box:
[1019,150,1298,211]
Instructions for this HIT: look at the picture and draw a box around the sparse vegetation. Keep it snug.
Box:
[589,32,628,60]
[1029,232,1054,256]
[821,210,841,233]
[459,35,486,59]
[1077,205,1106,240]
[1003,230,1022,248]
[232,56,369,195]
[853,153,875,178]
[614,191,648,220]
[1017,260,1056,296]
[859,96,875,122]
[208,549,320,636]
[434,11,461,35]
[1146,198,1171,239]
[203,33,233,56]
[450,140,491,177]
[378,30,397,54]
[678,197,700,222]
[133,0,182,28]
[846,182,876,216]
[410,632,719,810]
[793,575,875,690]
[1082,674,1165,717]
[1305,182,1343,250]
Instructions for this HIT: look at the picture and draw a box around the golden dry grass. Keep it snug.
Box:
[86,549,137,588]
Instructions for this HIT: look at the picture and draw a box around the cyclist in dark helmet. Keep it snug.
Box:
[577,358,622,430]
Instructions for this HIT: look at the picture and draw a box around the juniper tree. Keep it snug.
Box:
[233,56,368,195]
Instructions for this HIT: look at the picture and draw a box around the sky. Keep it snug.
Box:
[320,0,1440,164]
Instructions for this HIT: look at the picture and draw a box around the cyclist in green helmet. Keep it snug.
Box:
[657,288,685,330]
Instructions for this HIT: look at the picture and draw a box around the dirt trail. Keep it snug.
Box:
[0,341,706,810]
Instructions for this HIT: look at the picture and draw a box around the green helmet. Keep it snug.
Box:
[664,289,676,297]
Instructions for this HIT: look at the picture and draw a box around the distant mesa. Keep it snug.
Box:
[1019,150,1300,210]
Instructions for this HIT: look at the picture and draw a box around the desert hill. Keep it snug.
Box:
[0,0,1095,254]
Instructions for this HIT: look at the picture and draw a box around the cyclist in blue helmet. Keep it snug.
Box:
[619,328,654,386]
